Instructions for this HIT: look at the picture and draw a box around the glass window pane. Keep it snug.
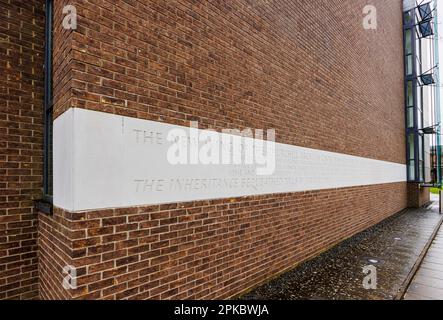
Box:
[407,107,414,128]
[407,81,414,106]
[409,160,415,180]
[419,136,423,160]
[417,109,423,129]
[419,160,424,181]
[417,87,423,110]
[408,134,415,159]
[405,11,414,25]
[406,55,413,75]
[405,29,412,54]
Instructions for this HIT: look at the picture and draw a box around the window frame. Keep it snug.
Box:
[39,0,54,213]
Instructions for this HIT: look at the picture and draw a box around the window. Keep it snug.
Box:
[404,11,413,26]
[418,3,432,21]
[408,160,416,181]
[407,134,415,181]
[407,107,414,128]
[418,21,433,37]
[419,135,423,161]
[407,81,414,106]
[420,74,435,85]
[405,29,413,75]
[417,107,423,129]
[417,86,422,110]
[403,5,436,184]
[403,13,422,183]
[405,29,412,54]
[408,134,415,159]
[406,56,413,75]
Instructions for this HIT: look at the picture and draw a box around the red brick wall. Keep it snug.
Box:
[39,183,407,300]
[36,0,409,300]
[38,209,72,300]
[0,0,410,300]
[56,0,405,164]
[407,183,431,208]
[52,0,74,119]
[0,0,45,300]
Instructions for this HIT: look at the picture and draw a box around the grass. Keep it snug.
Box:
[430,187,443,195]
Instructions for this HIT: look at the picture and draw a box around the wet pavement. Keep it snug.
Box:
[240,197,443,300]
[404,216,443,300]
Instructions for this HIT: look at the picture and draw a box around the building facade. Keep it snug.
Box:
[0,0,439,299]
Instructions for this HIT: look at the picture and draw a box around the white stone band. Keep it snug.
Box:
[54,108,407,212]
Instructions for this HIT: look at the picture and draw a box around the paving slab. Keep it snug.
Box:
[414,267,443,280]
[406,282,443,299]
[404,220,443,300]
[411,274,443,288]
[240,199,443,300]
[403,292,436,300]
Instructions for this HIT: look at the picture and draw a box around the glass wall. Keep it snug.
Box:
[404,6,429,183]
